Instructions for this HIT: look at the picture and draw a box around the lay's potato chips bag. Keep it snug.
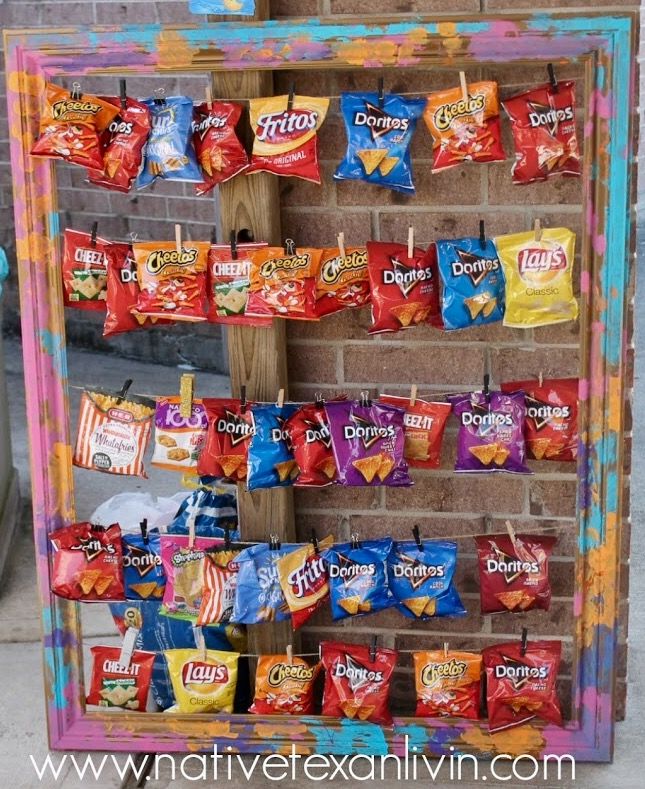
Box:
[164,648,239,713]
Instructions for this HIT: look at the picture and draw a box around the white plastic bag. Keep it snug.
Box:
[90,492,189,533]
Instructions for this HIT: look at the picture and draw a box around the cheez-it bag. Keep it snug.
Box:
[197,398,255,483]
[206,243,271,327]
[87,646,155,710]
[315,247,370,318]
[246,246,322,320]
[379,394,451,469]
[250,655,320,715]
[62,229,109,310]
[413,650,482,719]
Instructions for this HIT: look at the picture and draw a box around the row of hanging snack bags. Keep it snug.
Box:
[32,70,580,194]
[63,223,578,334]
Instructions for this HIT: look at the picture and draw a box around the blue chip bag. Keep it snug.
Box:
[231,542,299,624]
[189,1,255,14]
[122,528,166,601]
[137,95,202,188]
[334,92,425,194]
[168,484,239,539]
[436,237,505,330]
[247,403,300,491]
[322,537,394,620]
[387,539,466,619]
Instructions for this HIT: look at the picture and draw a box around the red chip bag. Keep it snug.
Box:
[87,646,155,711]
[366,242,442,334]
[247,245,322,320]
[315,247,370,318]
[285,400,338,487]
[321,641,397,725]
[379,394,451,469]
[62,229,109,310]
[413,650,482,719]
[193,101,250,196]
[198,398,255,482]
[206,243,272,327]
[483,640,563,733]
[250,655,321,715]
[50,522,124,601]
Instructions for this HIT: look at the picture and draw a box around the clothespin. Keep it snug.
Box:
[153,87,166,106]
[90,221,98,248]
[311,528,319,554]
[407,226,415,259]
[179,373,195,419]
[314,391,324,408]
[129,231,139,244]
[224,523,231,550]
[505,519,518,549]
[71,81,82,100]
[360,390,372,407]
[240,384,247,413]
[412,525,424,552]
[369,636,377,663]
[287,82,295,112]
[205,83,214,111]
[351,532,361,550]
[284,238,296,256]
[272,534,282,551]
[175,224,182,255]
[444,641,449,658]
[483,373,490,403]
[479,219,486,249]
[337,231,346,259]
[533,218,543,242]
[210,227,218,246]
[318,644,323,661]
[538,370,544,387]
[193,626,207,662]
[547,63,559,94]
[377,76,384,108]
[410,384,418,407]
[459,71,469,103]
[187,507,197,549]
[483,513,493,533]
[276,388,285,408]
[116,379,133,403]
[229,229,238,260]
[520,627,528,657]
[286,644,293,666]
[140,518,149,545]
[119,626,139,670]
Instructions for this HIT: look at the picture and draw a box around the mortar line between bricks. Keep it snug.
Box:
[297,507,577,520]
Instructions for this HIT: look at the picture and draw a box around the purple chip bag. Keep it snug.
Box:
[449,390,531,474]
[325,398,412,487]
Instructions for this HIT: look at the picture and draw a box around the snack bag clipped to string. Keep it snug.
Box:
[379,394,451,469]
[189,1,255,14]
[160,534,222,620]
[151,397,208,473]
[197,542,247,626]
[122,527,166,601]
[277,536,333,629]
[284,399,339,487]
[503,80,581,184]
[250,654,321,715]
[168,486,239,540]
[86,646,155,711]
[413,650,482,719]
[104,243,148,336]
[321,641,398,725]
[62,229,109,310]
[483,640,563,733]
[197,398,255,483]
[315,246,370,318]
[495,227,578,328]
[246,245,322,320]
[247,94,329,183]
[31,83,119,169]
[206,242,272,327]
[192,101,250,195]
[423,80,505,172]
[501,378,578,462]
[247,401,300,491]
[334,92,425,194]
[231,542,298,625]
[164,648,239,714]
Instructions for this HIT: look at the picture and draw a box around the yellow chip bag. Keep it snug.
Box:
[277,536,333,628]
[494,227,578,328]
[164,648,239,714]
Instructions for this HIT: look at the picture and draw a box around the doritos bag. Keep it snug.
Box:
[164,648,239,714]
[198,398,255,483]
[206,242,272,327]
[449,390,531,474]
[62,229,109,310]
[277,536,333,629]
[122,527,166,601]
[246,246,322,320]
[321,641,398,725]
[366,242,442,334]
[423,81,505,172]
[151,397,208,473]
[436,237,505,330]
[325,398,411,487]
[495,227,578,328]
[323,537,394,620]
[250,654,320,715]
[193,101,250,195]
[50,522,124,601]
[160,534,222,620]
[197,544,245,627]
[387,540,466,619]
[247,402,300,491]
[247,94,329,183]
[285,400,338,487]
[501,378,578,462]
[413,650,482,719]
[503,81,581,184]
[86,646,155,710]
[31,83,119,169]
[315,247,370,318]
[483,640,563,733]
[475,533,557,614]
[379,394,451,469]
[334,92,425,194]
[231,542,298,625]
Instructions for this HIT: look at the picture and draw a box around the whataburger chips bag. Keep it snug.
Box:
[413,650,482,719]
[87,646,155,710]
[334,92,425,194]
[231,542,297,625]
[501,378,578,462]
[495,227,578,328]
[321,641,398,725]
[122,528,166,601]
[367,242,442,334]
[284,400,338,487]
[250,654,320,715]
[247,94,329,183]
[160,535,222,620]
[277,536,334,629]
[192,101,250,195]
[197,398,255,482]
[483,640,563,733]
[206,243,272,327]
[246,246,322,320]
[436,237,505,330]
[164,648,239,714]
[379,394,451,469]
[247,402,300,491]
[423,81,505,172]
[151,397,208,472]
[197,544,246,626]
[474,533,557,614]
[503,81,581,184]
[315,247,370,318]
[62,229,109,310]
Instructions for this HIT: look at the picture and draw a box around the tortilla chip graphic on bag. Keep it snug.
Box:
[338,596,361,615]
[402,596,430,618]
[357,705,376,721]
[464,295,487,321]
[379,156,399,176]
[130,581,159,600]
[493,446,510,466]
[275,459,298,483]
[528,438,551,460]
[78,569,102,595]
[390,301,423,328]
[495,590,526,611]
[423,598,437,616]
[469,444,498,465]
[340,699,361,719]
[376,453,396,481]
[482,298,497,318]
[357,148,387,175]
[352,455,382,483]
[316,456,337,480]
[219,454,243,478]
[93,575,114,596]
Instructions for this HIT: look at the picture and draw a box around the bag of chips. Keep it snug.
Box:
[62,229,109,310]
[247,94,329,183]
[197,544,245,627]
[50,522,124,601]
[246,246,322,320]
[325,398,411,487]
[503,81,581,184]
[334,92,425,194]
[449,390,531,475]
[413,650,482,719]
[321,641,398,725]
[387,540,466,619]
[192,101,250,195]
[122,527,166,601]
[423,81,505,172]
[494,227,578,328]
[31,83,119,169]
[189,0,255,13]
[137,95,202,188]
[168,487,239,540]
[231,542,297,625]
[483,640,563,733]
[250,654,321,715]
[247,402,300,491]
[501,378,578,462]
[86,646,155,711]
[164,648,240,714]
[73,387,156,478]
[160,535,222,620]
[284,400,338,487]
[315,247,370,318]
[379,394,451,469]
[366,242,442,334]
[198,398,255,482]
[151,397,208,472]
[277,536,333,629]
[436,237,505,330]
[206,243,272,327]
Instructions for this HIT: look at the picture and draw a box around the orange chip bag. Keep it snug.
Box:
[246,245,322,320]
[250,654,321,715]
[315,247,370,317]
[413,650,482,719]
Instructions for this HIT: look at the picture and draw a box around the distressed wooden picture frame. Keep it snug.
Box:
[3,12,636,761]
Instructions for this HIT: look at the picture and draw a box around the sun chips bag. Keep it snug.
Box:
[231,542,298,625]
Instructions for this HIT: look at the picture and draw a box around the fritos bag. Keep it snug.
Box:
[495,227,578,328]
[62,229,109,310]
[277,536,333,629]
[284,400,338,487]
[321,641,398,725]
[160,535,222,620]
[503,81,581,184]
[379,394,451,469]
[73,387,155,478]
[31,83,119,169]
[501,378,578,462]
[197,544,246,626]
[247,94,329,183]
[151,397,208,472]
[164,648,239,714]
[366,242,442,334]
[133,241,209,322]
[413,650,482,719]
[50,522,124,601]
[246,246,322,320]
[231,542,297,625]
[474,533,557,614]
[423,81,505,172]
[86,646,155,710]
[250,654,321,715]
[483,640,563,733]
[315,247,370,318]
[197,398,255,482]
[193,101,250,195]
[334,92,425,194]
[206,243,272,326]
[122,528,166,601]
[247,402,300,491]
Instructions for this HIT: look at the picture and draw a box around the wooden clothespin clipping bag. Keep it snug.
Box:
[175,223,182,254]
[179,373,195,418]
[407,225,415,259]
